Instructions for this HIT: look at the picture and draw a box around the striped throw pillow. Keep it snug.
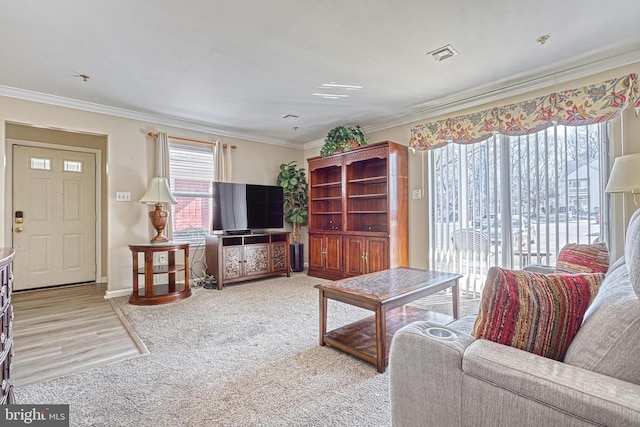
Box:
[555,242,609,274]
[472,267,603,361]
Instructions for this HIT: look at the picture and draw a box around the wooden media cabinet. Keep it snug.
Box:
[205,231,290,289]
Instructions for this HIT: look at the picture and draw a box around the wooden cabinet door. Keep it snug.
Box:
[222,246,242,280]
[366,237,389,274]
[344,236,365,276]
[324,235,343,275]
[309,234,327,271]
[244,244,270,277]
[270,241,288,273]
[309,234,343,276]
[344,236,388,275]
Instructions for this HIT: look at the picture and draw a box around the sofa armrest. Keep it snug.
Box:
[391,323,640,427]
[463,339,640,426]
[389,321,476,427]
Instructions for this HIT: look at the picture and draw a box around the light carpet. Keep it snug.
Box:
[14,272,480,427]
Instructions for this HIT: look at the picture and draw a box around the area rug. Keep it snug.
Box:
[13,273,479,426]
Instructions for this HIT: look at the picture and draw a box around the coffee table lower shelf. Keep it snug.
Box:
[323,306,452,368]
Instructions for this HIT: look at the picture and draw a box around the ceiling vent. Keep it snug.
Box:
[427,44,459,62]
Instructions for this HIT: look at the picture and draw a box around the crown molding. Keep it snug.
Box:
[0,86,300,149]
[364,43,640,136]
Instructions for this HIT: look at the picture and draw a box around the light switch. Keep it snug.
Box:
[116,192,131,202]
[412,189,422,200]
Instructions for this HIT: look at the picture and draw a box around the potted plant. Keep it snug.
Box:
[320,125,369,157]
[277,161,309,272]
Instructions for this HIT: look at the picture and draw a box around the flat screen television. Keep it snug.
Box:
[211,182,284,234]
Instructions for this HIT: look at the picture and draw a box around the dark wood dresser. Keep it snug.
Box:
[0,248,15,404]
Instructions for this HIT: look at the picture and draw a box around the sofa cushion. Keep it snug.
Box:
[473,267,603,361]
[555,242,610,274]
[563,210,640,385]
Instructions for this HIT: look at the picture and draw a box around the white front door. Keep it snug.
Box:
[12,146,96,290]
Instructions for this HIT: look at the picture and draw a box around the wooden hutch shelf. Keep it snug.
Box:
[307,140,408,280]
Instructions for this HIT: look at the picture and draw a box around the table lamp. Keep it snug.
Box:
[140,177,178,243]
[605,153,640,205]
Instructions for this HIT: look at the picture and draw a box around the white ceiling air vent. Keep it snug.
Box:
[427,44,459,62]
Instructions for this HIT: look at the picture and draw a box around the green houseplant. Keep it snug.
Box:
[277,161,308,272]
[320,125,369,157]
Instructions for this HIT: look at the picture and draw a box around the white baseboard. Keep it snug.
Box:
[104,288,132,299]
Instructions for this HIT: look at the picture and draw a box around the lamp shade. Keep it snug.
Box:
[139,177,178,205]
[605,154,640,194]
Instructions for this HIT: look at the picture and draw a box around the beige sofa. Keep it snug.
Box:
[389,210,640,427]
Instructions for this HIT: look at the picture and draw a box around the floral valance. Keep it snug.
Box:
[409,73,640,151]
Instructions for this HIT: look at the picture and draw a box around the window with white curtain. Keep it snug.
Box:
[430,123,609,296]
[168,141,215,243]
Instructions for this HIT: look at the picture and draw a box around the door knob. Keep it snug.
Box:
[14,227,23,233]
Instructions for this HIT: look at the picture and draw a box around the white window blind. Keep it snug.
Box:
[430,123,609,296]
[168,141,215,243]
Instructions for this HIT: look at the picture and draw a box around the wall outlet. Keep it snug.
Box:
[412,189,422,199]
[116,192,131,201]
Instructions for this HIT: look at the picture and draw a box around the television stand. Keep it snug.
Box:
[205,231,290,289]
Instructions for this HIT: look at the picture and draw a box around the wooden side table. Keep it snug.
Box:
[129,242,191,305]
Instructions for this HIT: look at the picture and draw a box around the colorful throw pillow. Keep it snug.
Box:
[472,267,603,361]
[555,242,609,274]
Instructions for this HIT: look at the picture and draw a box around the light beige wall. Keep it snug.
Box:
[306,63,640,268]
[227,135,305,185]
[0,97,302,294]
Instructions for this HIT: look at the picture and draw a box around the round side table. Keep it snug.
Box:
[128,242,191,305]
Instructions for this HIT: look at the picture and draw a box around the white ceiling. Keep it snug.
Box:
[1,1,639,148]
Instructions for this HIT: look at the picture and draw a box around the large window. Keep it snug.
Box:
[168,142,215,243]
[430,124,609,295]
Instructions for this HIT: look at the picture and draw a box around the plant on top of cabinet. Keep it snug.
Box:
[320,125,369,157]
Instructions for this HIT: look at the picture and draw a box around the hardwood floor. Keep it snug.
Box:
[11,283,147,387]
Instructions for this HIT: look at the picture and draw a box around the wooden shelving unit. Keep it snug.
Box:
[307,141,408,280]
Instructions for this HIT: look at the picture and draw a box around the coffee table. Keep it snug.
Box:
[316,267,462,373]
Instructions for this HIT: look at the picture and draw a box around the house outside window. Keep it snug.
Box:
[168,141,215,243]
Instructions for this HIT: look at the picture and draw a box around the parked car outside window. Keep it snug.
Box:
[482,215,537,246]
